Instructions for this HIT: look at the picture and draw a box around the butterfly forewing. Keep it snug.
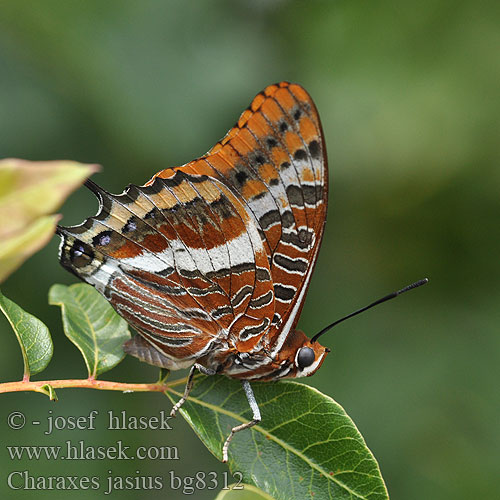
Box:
[150,82,328,361]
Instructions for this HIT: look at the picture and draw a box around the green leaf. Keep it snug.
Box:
[0,158,99,283]
[0,158,99,237]
[0,290,53,378]
[0,214,60,283]
[214,484,275,500]
[166,376,388,500]
[49,283,131,378]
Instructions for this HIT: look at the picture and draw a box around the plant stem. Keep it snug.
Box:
[0,377,187,395]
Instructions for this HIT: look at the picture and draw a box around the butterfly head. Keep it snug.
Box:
[275,329,330,379]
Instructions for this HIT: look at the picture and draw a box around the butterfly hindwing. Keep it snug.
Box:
[58,171,275,363]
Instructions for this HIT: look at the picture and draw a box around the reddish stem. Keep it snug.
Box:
[0,377,186,395]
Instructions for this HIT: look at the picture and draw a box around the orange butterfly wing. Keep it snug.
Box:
[151,82,328,357]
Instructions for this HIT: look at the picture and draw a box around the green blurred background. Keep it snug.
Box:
[1,1,498,499]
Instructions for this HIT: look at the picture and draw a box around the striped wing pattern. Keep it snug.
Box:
[58,173,275,368]
[150,82,328,374]
[58,82,328,377]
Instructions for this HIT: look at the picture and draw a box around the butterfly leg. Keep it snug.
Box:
[170,364,216,417]
[222,380,261,463]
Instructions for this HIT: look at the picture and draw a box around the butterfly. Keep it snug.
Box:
[57,81,329,462]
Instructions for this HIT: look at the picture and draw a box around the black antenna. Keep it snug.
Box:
[311,278,429,343]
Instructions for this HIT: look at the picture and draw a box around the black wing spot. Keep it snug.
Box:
[308,140,321,159]
[267,137,278,148]
[254,153,266,165]
[274,284,296,301]
[279,121,288,132]
[293,109,302,121]
[235,170,248,186]
[286,184,304,206]
[282,210,294,228]
[260,209,281,230]
[294,149,307,161]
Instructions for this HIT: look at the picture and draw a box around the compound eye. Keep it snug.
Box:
[297,346,315,369]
